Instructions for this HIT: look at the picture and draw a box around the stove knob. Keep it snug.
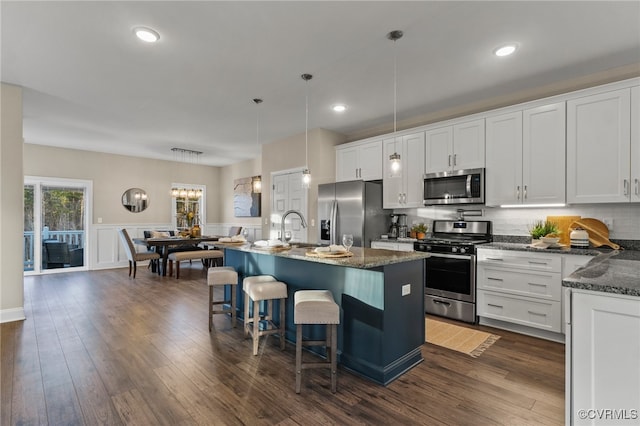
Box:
[451,247,458,253]
[460,247,467,254]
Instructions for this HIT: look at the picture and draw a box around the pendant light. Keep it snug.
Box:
[387,30,403,175]
[301,73,313,188]
[252,98,263,194]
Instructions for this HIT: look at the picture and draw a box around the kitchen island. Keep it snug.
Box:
[217,243,429,385]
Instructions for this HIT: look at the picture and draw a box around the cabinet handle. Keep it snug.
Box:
[359,168,362,178]
[624,179,629,196]
[433,299,451,306]
[487,303,503,309]
[487,277,504,281]
[528,261,549,265]
[398,193,402,204]
[635,178,639,196]
[453,154,457,166]
[528,282,547,288]
[524,185,527,200]
[527,310,546,317]
[448,155,452,167]
[486,257,504,261]
[516,185,520,200]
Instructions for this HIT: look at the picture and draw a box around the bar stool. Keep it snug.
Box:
[243,275,288,355]
[294,290,340,393]
[207,266,238,331]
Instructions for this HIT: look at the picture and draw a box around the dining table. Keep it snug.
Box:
[133,235,220,276]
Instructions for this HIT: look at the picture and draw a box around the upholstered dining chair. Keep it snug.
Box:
[118,228,160,278]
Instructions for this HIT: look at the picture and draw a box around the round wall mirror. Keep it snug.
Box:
[122,188,149,213]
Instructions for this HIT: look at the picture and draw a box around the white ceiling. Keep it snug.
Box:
[2,1,639,166]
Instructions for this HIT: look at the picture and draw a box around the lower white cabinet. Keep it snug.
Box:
[477,248,563,334]
[567,289,640,425]
[371,241,414,252]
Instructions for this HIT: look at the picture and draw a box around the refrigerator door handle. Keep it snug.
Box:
[330,200,338,245]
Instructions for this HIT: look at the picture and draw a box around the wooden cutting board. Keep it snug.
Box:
[569,218,620,249]
[546,215,581,246]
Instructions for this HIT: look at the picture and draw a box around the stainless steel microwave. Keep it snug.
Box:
[423,168,485,206]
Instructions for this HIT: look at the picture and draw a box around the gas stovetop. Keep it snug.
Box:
[414,220,493,254]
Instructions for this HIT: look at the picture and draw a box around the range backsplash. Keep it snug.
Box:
[398,204,640,243]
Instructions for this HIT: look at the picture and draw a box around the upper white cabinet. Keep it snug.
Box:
[486,102,566,206]
[383,132,425,208]
[425,119,485,173]
[567,86,640,203]
[335,139,383,182]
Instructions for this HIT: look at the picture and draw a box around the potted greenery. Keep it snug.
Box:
[528,220,560,242]
[410,223,429,239]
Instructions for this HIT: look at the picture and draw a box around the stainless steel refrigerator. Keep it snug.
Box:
[318,180,390,247]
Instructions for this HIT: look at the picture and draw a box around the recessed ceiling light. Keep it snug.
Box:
[494,43,518,57]
[332,104,347,112]
[134,27,160,43]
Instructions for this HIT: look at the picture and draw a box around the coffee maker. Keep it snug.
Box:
[389,214,407,238]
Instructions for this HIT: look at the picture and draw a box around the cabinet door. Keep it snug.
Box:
[567,88,631,203]
[485,111,523,206]
[358,140,383,181]
[632,86,640,202]
[336,146,359,182]
[453,119,485,170]
[383,137,403,208]
[424,126,452,173]
[522,102,566,205]
[403,132,426,208]
[571,291,640,425]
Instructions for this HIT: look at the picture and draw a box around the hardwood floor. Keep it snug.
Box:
[2,266,565,425]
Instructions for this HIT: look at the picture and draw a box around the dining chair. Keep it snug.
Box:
[118,229,160,278]
[229,226,242,236]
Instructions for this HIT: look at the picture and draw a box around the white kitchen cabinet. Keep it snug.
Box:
[477,248,563,333]
[568,289,640,425]
[335,139,382,182]
[485,102,566,206]
[567,86,640,204]
[371,241,414,251]
[424,119,485,173]
[383,132,425,208]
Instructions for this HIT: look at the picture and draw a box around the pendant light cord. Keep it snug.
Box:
[305,79,309,166]
[393,37,397,135]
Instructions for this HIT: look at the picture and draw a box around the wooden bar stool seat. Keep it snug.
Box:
[207,266,238,331]
[243,275,288,355]
[294,290,340,393]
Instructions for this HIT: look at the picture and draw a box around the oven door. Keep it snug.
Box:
[425,253,475,303]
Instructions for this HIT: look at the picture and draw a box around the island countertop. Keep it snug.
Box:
[212,242,429,268]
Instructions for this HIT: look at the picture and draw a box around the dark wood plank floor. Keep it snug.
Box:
[2,265,565,425]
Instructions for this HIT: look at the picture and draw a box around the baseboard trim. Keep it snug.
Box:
[0,307,26,324]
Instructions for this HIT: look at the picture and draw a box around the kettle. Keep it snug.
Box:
[570,227,589,248]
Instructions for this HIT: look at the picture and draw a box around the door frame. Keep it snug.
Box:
[270,167,308,241]
[24,176,93,275]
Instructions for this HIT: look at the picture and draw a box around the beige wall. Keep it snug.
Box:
[23,145,223,225]
[1,83,25,321]
[261,128,345,241]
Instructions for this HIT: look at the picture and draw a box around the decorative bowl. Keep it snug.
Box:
[541,236,560,245]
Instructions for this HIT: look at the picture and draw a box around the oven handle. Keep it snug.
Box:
[433,299,452,306]
[428,253,476,261]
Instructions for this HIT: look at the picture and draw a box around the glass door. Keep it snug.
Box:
[24,177,91,274]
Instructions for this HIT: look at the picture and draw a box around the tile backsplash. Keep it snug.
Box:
[400,204,640,241]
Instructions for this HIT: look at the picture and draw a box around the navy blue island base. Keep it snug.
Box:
[221,245,427,385]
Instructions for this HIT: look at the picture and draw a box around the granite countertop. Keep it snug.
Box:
[213,242,429,269]
[480,242,606,256]
[562,250,640,297]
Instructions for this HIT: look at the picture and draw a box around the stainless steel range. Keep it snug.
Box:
[414,220,492,323]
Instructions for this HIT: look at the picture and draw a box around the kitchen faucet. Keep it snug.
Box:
[281,210,308,242]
